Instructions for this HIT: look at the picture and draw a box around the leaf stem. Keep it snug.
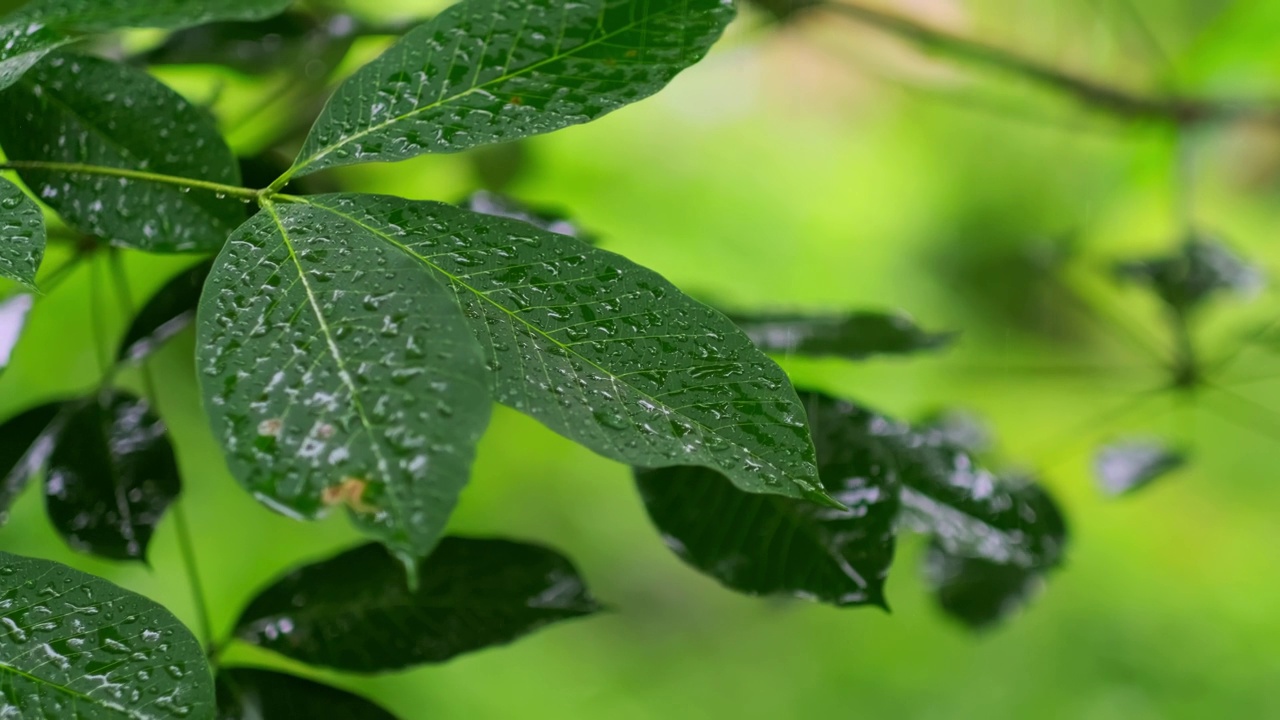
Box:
[0,161,259,199]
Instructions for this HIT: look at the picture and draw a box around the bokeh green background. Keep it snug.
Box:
[3,0,1280,717]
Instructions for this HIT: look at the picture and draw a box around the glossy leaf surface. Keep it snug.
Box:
[0,176,44,287]
[302,194,827,504]
[44,391,180,561]
[0,291,34,374]
[0,551,214,719]
[462,190,598,244]
[197,203,492,562]
[637,392,901,607]
[1095,439,1185,496]
[215,668,397,720]
[1116,236,1263,314]
[14,0,293,32]
[0,53,243,253]
[0,21,66,92]
[234,537,601,672]
[730,311,955,361]
[118,260,212,362]
[923,543,1048,630]
[140,12,356,76]
[287,0,735,176]
[0,402,64,524]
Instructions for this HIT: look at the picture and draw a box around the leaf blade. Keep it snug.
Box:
[117,260,212,363]
[14,0,294,32]
[0,401,65,523]
[0,176,45,287]
[0,21,68,93]
[215,668,398,720]
[730,310,956,361]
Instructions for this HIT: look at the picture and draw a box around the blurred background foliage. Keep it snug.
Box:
[3,0,1280,717]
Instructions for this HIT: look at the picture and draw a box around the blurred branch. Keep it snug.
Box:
[819,1,1280,126]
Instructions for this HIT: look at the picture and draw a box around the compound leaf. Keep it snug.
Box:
[0,176,44,287]
[196,203,492,564]
[0,550,214,719]
[286,0,734,177]
[0,52,243,253]
[233,537,600,672]
[302,194,827,505]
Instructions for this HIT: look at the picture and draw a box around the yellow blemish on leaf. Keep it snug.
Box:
[322,476,379,515]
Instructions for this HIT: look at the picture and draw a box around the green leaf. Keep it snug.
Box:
[1094,439,1186,497]
[0,401,64,524]
[13,0,294,32]
[462,190,599,244]
[0,21,68,93]
[1115,235,1264,315]
[139,12,356,76]
[196,203,493,564]
[0,52,244,253]
[0,176,44,287]
[118,260,212,362]
[302,194,827,505]
[233,537,601,672]
[923,543,1048,630]
[44,390,181,561]
[636,391,901,608]
[286,0,735,177]
[0,290,35,373]
[215,668,398,720]
[728,310,956,361]
[0,550,214,719]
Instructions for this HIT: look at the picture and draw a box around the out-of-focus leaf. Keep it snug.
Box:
[923,542,1047,630]
[1116,236,1264,314]
[1095,439,1186,496]
[0,550,214,719]
[215,668,398,720]
[469,141,529,191]
[301,194,829,507]
[636,391,901,608]
[196,203,493,566]
[0,52,244,253]
[729,311,956,361]
[461,190,598,244]
[140,12,357,76]
[0,21,67,92]
[744,0,821,22]
[44,390,181,561]
[234,537,601,672]
[0,401,64,523]
[285,0,735,176]
[918,408,990,455]
[0,176,44,287]
[118,260,212,362]
[0,290,35,373]
[14,0,294,32]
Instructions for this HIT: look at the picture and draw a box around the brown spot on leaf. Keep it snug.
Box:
[257,418,283,437]
[322,476,379,515]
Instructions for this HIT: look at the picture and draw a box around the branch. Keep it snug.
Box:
[819,1,1280,125]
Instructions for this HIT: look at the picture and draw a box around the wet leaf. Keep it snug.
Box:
[140,12,357,76]
[923,542,1049,630]
[44,390,180,561]
[234,537,601,672]
[0,21,68,92]
[0,550,214,719]
[0,401,65,524]
[118,260,212,363]
[462,190,598,244]
[636,392,901,608]
[196,203,493,565]
[215,667,397,720]
[0,176,44,287]
[1116,235,1264,314]
[302,194,828,506]
[729,311,955,361]
[0,52,244,253]
[0,290,35,374]
[1095,439,1186,496]
[14,0,293,32]
[286,0,735,177]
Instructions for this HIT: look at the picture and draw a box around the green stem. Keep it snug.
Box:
[0,161,259,199]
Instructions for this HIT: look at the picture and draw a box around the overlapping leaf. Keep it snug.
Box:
[197,203,493,564]
[462,190,598,244]
[0,176,44,287]
[730,310,955,361]
[215,668,398,720]
[299,194,827,504]
[637,392,901,607]
[1095,439,1185,496]
[923,542,1049,630]
[0,401,64,523]
[0,290,35,375]
[118,260,212,362]
[1116,235,1263,314]
[0,21,67,92]
[12,0,294,32]
[140,12,356,76]
[285,0,735,177]
[233,537,601,672]
[44,390,180,561]
[0,52,244,252]
[0,551,214,719]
